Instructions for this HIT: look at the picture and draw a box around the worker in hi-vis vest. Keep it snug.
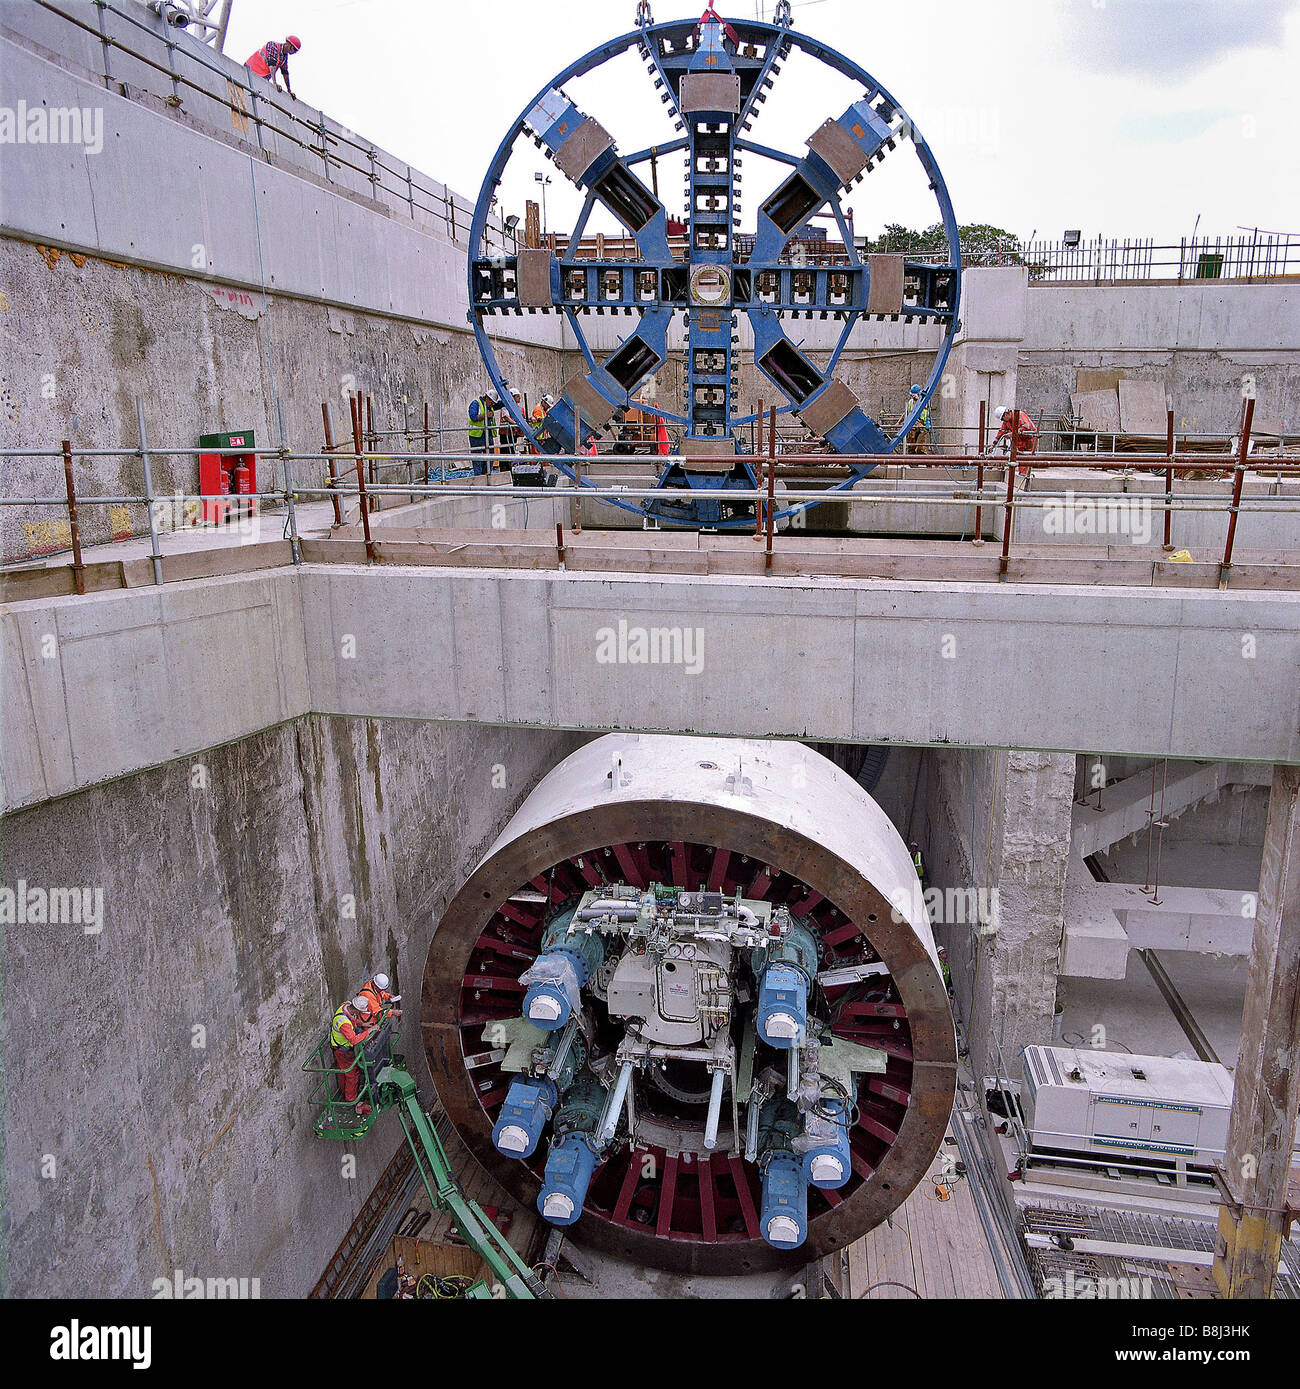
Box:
[358,972,401,1021]
[331,996,377,1116]
[245,36,300,98]
[467,393,497,475]
[906,384,934,454]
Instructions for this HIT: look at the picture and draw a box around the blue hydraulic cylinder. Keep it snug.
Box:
[753,918,819,1048]
[755,962,809,1047]
[521,956,582,1031]
[492,1076,558,1159]
[519,911,604,1032]
[536,1074,606,1225]
[537,1132,599,1226]
[801,1098,852,1190]
[759,1151,809,1249]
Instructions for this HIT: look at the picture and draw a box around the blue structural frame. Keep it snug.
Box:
[468,8,961,529]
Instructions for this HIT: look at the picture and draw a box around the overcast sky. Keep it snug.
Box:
[225,0,1300,246]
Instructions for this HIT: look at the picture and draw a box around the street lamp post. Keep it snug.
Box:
[534,171,551,240]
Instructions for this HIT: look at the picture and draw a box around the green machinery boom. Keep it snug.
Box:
[303,1022,545,1300]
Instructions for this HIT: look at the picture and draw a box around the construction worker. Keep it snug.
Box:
[582,434,599,456]
[937,947,953,996]
[331,995,377,1116]
[987,406,1038,469]
[246,36,301,99]
[910,840,925,881]
[528,394,554,455]
[499,390,526,457]
[466,393,495,475]
[358,972,402,1021]
[905,385,934,454]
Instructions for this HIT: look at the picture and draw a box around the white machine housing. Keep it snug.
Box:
[1022,1045,1232,1166]
[607,936,734,1046]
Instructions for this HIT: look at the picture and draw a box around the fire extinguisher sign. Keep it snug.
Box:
[229,436,245,447]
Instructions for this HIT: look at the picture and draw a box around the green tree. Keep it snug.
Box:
[864,222,1033,269]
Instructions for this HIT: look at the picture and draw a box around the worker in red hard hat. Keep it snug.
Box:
[331,995,377,1116]
[358,972,402,1022]
[987,406,1038,473]
[246,36,301,99]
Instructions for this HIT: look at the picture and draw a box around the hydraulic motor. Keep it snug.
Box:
[519,909,605,1031]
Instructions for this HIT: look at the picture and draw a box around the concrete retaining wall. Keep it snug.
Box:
[5,563,1298,817]
[1019,282,1300,439]
[0,712,583,1297]
[0,238,570,560]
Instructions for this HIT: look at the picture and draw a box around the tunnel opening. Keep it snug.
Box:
[423,735,954,1275]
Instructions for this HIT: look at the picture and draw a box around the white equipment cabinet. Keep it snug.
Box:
[1022,1045,1232,1166]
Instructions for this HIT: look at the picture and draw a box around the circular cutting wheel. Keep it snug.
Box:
[468,7,962,529]
[423,736,955,1275]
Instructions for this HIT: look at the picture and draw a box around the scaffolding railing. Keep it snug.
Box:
[5,398,1298,594]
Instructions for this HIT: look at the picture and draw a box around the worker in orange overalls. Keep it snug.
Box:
[988,407,1038,472]
[246,36,301,98]
[358,972,402,1022]
[331,995,377,1116]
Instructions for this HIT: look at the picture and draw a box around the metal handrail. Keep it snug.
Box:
[864,233,1300,284]
[5,445,1298,591]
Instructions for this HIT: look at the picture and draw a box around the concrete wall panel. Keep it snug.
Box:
[1,713,584,1297]
[7,566,1298,814]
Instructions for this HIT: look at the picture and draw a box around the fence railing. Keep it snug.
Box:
[864,234,1300,284]
[4,400,1297,595]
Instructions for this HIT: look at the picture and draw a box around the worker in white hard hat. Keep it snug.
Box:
[497,389,524,459]
[937,947,953,996]
[358,972,401,1021]
[331,995,378,1115]
[986,405,1038,470]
